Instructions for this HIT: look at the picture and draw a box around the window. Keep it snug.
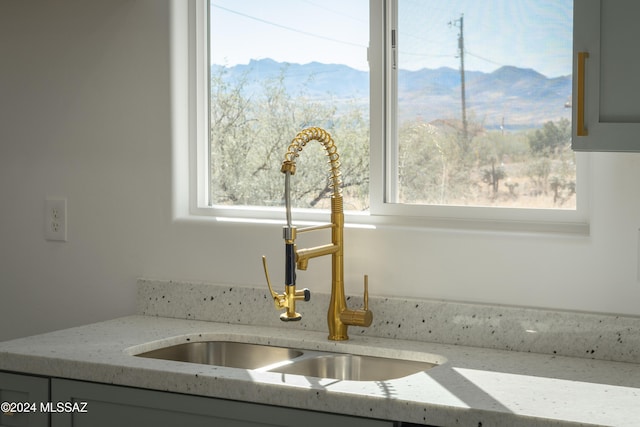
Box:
[197,0,586,230]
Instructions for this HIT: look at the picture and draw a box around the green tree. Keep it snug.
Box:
[397,121,471,204]
[209,65,369,210]
[528,118,571,154]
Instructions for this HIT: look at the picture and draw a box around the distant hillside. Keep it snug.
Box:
[212,59,572,129]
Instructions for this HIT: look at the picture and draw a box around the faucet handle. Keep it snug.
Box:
[363,274,369,311]
[261,256,287,309]
[339,275,373,327]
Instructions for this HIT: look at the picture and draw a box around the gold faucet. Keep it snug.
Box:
[261,127,372,341]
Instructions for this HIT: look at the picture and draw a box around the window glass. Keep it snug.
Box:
[394,0,575,209]
[209,0,370,211]
[207,0,577,218]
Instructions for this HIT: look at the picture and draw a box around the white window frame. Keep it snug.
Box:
[177,0,589,234]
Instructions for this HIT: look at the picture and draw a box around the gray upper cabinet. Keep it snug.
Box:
[572,0,640,151]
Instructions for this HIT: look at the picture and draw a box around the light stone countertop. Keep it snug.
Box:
[2,279,640,426]
[1,315,639,426]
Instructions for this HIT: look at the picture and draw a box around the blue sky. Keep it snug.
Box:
[210,0,573,77]
[210,0,369,70]
[399,0,573,76]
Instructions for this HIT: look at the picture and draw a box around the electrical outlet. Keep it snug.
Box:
[45,198,67,241]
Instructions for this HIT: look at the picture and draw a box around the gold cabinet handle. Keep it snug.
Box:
[577,51,589,136]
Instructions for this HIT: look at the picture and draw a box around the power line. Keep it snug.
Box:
[211,4,367,49]
[465,51,504,67]
[300,0,367,25]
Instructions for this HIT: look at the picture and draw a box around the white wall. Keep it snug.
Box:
[2,0,640,342]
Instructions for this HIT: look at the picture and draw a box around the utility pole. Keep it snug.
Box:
[450,14,468,145]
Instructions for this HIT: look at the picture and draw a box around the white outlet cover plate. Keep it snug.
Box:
[45,198,67,242]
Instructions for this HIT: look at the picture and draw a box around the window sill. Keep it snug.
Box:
[183,205,589,236]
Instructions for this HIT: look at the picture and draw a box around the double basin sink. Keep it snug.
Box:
[135,340,441,381]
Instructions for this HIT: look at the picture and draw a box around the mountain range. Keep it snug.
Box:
[212,58,572,129]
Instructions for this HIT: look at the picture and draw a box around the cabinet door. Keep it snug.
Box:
[51,379,392,427]
[572,0,640,151]
[0,372,49,427]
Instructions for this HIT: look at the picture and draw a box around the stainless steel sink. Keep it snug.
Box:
[134,340,440,381]
[270,353,436,381]
[136,341,302,369]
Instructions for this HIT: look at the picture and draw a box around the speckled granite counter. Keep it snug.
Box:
[1,279,640,426]
[136,279,640,364]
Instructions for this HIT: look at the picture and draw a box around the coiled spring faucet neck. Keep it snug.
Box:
[281,126,342,198]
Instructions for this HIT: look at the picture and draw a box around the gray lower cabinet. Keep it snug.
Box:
[0,372,50,427]
[50,378,393,427]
